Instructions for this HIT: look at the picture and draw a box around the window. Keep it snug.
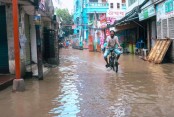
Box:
[128,0,136,6]
[110,3,114,8]
[76,1,78,11]
[89,0,98,2]
[122,0,126,3]
[89,14,94,20]
[122,3,126,9]
[117,3,120,9]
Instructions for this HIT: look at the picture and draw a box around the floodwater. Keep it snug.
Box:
[0,48,174,117]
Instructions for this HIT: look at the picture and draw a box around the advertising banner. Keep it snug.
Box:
[100,14,107,28]
[106,10,125,21]
[156,0,174,21]
[139,5,156,21]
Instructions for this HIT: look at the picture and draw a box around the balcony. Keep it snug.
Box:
[85,2,109,8]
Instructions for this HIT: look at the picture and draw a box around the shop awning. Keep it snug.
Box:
[115,0,148,26]
[22,6,52,22]
[116,11,139,26]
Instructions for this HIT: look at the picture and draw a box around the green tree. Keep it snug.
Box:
[56,9,73,37]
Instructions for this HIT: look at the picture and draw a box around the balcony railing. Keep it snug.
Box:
[85,2,109,8]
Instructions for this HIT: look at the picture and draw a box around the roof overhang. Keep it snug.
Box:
[40,12,52,21]
[0,0,53,22]
[23,5,35,15]
[116,13,139,26]
[0,0,35,5]
[115,22,138,32]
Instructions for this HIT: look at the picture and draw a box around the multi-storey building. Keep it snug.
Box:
[106,0,126,24]
[73,0,109,48]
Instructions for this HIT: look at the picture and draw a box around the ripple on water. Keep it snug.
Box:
[49,63,81,117]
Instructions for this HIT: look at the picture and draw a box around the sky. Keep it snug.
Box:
[53,0,74,14]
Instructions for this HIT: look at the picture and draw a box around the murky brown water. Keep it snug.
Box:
[0,48,174,117]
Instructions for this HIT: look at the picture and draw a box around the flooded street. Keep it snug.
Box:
[0,48,174,117]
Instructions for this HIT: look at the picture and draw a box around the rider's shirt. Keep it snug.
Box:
[107,36,118,48]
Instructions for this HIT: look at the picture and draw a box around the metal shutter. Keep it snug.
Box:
[169,17,174,38]
[0,6,9,73]
[157,20,161,39]
[162,19,167,38]
[151,20,156,47]
[25,14,31,65]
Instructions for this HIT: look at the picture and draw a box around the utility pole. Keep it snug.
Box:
[53,15,59,65]
[34,12,43,80]
[94,11,97,51]
[12,0,25,92]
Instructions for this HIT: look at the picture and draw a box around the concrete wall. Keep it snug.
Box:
[5,5,26,75]
[6,5,15,74]
[126,0,144,13]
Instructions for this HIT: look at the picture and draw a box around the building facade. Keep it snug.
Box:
[73,0,109,48]
[114,0,174,62]
[155,0,174,62]
[0,0,58,76]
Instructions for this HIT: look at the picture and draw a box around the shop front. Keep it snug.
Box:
[156,0,174,62]
[139,4,156,50]
[0,6,9,73]
[116,28,138,54]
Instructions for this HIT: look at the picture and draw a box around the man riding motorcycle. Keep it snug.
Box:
[104,30,122,67]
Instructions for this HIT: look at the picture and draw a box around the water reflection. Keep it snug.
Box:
[49,56,81,117]
[101,53,173,117]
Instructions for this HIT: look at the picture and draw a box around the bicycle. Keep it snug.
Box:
[108,48,120,73]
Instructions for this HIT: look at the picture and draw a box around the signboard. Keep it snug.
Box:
[100,14,106,24]
[156,0,174,21]
[105,29,110,36]
[165,0,173,13]
[72,25,76,29]
[106,17,116,25]
[106,10,125,21]
[139,5,156,21]
[100,14,107,28]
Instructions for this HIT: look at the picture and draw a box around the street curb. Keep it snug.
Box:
[32,67,50,77]
[44,67,50,76]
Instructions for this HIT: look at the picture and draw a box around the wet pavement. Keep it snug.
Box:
[0,48,174,117]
